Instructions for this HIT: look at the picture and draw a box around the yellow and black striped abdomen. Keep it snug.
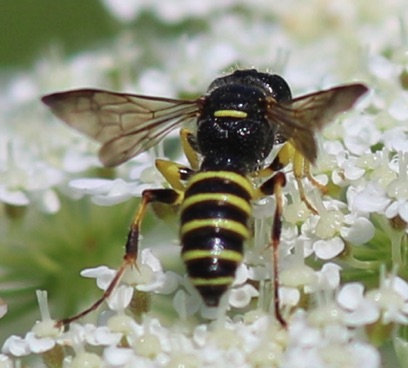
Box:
[180,171,254,306]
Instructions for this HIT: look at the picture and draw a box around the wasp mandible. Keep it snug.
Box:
[42,69,368,326]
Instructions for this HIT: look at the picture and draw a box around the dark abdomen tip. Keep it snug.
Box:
[196,285,227,307]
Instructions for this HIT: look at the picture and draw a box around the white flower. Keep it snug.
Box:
[313,237,345,260]
[172,283,201,318]
[25,331,56,354]
[385,199,408,223]
[307,263,342,293]
[349,152,408,231]
[229,284,259,308]
[338,275,408,326]
[343,115,381,156]
[366,275,408,324]
[297,196,374,261]
[388,92,408,121]
[69,177,148,206]
[0,354,13,368]
[2,291,62,357]
[283,311,381,368]
[2,336,30,357]
[0,143,63,213]
[67,152,169,205]
[106,285,134,313]
[341,216,374,244]
[83,325,122,346]
[101,0,144,22]
[383,152,408,225]
[69,352,103,368]
[351,182,391,214]
[383,127,408,152]
[337,283,380,326]
[103,346,137,367]
[368,54,401,81]
[81,248,179,316]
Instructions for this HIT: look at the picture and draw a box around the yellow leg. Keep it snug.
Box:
[58,187,184,327]
[292,151,318,214]
[254,142,295,179]
[155,159,194,191]
[304,161,328,194]
[256,141,327,214]
[180,128,200,170]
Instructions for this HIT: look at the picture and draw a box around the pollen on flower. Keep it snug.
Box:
[166,353,201,368]
[284,201,311,224]
[133,333,161,358]
[107,314,135,335]
[31,321,60,339]
[315,210,344,239]
[132,264,155,285]
[280,262,317,288]
[209,326,241,350]
[70,351,102,368]
[32,290,61,338]
[247,342,283,367]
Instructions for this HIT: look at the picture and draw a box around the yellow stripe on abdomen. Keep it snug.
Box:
[180,218,250,239]
[180,170,254,307]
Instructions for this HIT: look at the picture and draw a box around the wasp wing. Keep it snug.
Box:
[266,83,368,163]
[42,89,202,167]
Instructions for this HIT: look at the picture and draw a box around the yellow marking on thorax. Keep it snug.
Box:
[214,109,248,118]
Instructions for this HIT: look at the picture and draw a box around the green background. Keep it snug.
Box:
[0,1,116,70]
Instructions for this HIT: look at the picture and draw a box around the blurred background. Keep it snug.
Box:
[1,1,117,70]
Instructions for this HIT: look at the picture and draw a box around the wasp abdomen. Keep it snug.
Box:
[180,171,253,306]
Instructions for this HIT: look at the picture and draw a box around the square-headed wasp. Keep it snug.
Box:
[42,69,368,327]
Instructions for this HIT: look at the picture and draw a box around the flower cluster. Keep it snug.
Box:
[2,0,408,367]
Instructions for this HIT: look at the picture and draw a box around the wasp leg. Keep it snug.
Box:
[154,129,197,191]
[155,159,194,191]
[303,157,328,194]
[291,150,319,214]
[255,172,287,327]
[256,141,324,214]
[180,128,200,170]
[254,142,294,179]
[58,187,183,327]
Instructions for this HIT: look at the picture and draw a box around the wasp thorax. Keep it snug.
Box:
[197,84,275,173]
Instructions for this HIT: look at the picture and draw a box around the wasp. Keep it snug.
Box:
[42,69,368,326]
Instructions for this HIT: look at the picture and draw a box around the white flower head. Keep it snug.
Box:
[337,283,380,326]
[283,311,381,368]
[367,275,408,324]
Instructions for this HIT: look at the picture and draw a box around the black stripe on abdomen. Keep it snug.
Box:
[180,171,253,306]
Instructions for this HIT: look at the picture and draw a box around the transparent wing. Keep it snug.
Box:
[42,89,202,167]
[266,83,368,163]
